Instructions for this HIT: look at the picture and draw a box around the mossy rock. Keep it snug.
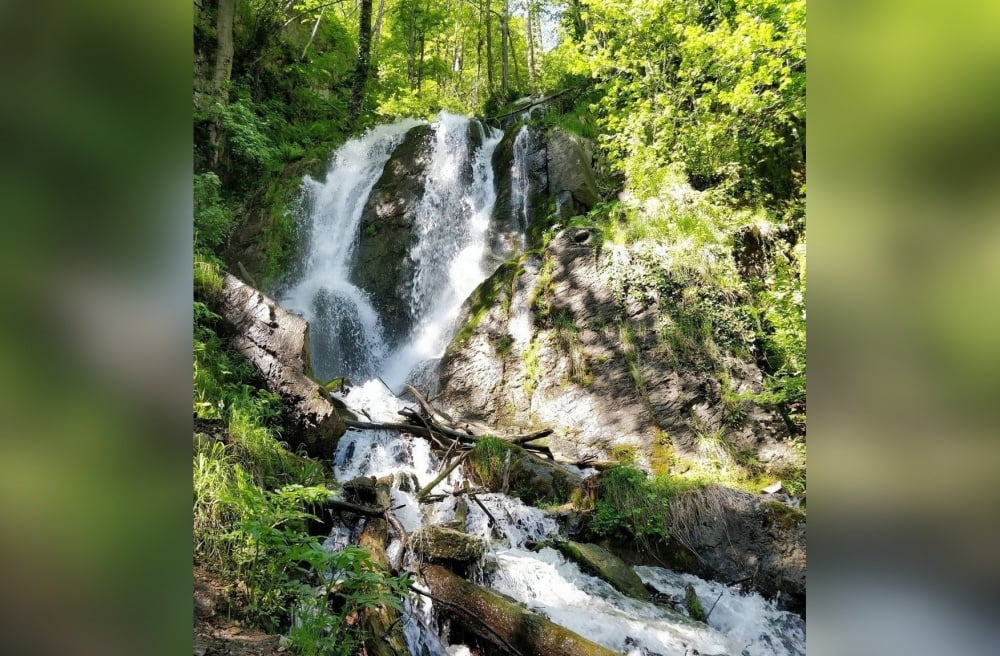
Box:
[551,540,649,600]
[468,438,583,506]
[408,525,486,563]
[759,499,806,528]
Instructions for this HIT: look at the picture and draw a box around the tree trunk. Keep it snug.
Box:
[371,0,388,60]
[358,477,409,656]
[526,2,535,91]
[349,0,374,120]
[216,273,346,458]
[500,0,509,95]
[419,564,619,656]
[485,0,494,91]
[209,0,236,169]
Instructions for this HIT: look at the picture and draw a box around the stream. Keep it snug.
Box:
[281,113,806,656]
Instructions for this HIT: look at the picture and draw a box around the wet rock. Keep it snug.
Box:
[408,525,486,563]
[217,273,345,458]
[546,128,600,219]
[684,583,707,622]
[663,485,806,613]
[488,124,548,266]
[351,124,434,347]
[551,540,650,601]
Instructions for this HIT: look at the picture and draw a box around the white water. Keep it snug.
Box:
[510,125,532,235]
[382,114,503,389]
[287,113,804,656]
[281,119,423,380]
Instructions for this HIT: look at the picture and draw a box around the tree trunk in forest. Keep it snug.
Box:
[500,0,509,95]
[419,565,619,656]
[485,0,495,91]
[526,2,535,91]
[417,33,426,91]
[208,0,236,169]
[371,0,388,60]
[349,0,374,120]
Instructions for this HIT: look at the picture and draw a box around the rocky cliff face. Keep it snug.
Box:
[436,228,802,480]
[546,128,600,220]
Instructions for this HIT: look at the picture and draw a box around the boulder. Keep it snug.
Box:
[218,273,345,458]
[408,525,486,563]
[663,485,806,613]
[551,540,649,601]
[350,124,434,346]
[546,128,600,219]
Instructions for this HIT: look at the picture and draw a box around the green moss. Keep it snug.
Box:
[609,444,637,466]
[685,584,707,622]
[448,258,524,353]
[522,339,543,397]
[649,430,675,476]
[760,499,806,528]
[496,334,514,356]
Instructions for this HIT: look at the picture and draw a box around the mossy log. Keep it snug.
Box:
[419,564,618,656]
[408,525,485,563]
[357,476,408,656]
[549,540,649,601]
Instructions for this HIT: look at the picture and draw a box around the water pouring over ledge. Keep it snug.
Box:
[279,112,804,656]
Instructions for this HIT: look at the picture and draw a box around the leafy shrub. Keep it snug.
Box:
[194,172,233,252]
[590,467,670,541]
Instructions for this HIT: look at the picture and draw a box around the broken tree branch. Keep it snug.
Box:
[416,451,473,501]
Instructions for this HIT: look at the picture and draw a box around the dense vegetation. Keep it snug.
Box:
[193,0,805,650]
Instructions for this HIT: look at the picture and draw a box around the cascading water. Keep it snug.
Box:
[281,119,423,379]
[510,126,532,237]
[283,112,805,656]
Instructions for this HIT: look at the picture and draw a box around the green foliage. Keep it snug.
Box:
[194,309,410,642]
[221,97,281,173]
[590,467,670,541]
[194,254,224,298]
[194,172,234,252]
[546,0,805,207]
[193,438,410,640]
[469,436,512,489]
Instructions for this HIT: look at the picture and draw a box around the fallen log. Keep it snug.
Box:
[404,383,456,424]
[418,564,618,656]
[358,477,409,656]
[216,273,345,458]
[345,418,554,459]
[507,429,553,445]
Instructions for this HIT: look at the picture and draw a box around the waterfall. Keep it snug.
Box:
[510,125,532,234]
[281,119,423,380]
[281,112,805,656]
[381,114,503,389]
